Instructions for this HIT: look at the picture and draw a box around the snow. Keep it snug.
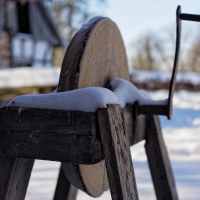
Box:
[130,70,200,85]
[177,72,200,85]
[130,70,171,83]
[110,78,167,106]
[25,90,200,200]
[78,16,104,32]
[7,78,167,112]
[7,87,118,112]
[0,67,60,88]
[2,67,200,90]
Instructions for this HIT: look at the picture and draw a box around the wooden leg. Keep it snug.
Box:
[53,166,77,200]
[0,156,34,200]
[97,104,139,200]
[145,115,179,200]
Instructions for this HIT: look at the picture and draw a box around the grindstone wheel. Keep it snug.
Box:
[57,17,129,197]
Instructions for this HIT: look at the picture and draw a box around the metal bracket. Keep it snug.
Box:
[135,5,200,119]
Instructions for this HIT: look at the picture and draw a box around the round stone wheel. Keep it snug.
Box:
[57,17,129,197]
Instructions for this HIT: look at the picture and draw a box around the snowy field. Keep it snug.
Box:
[0,67,60,88]
[25,90,200,200]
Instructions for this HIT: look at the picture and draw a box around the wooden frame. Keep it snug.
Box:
[145,115,178,200]
[97,104,139,200]
[0,103,178,200]
[0,8,180,199]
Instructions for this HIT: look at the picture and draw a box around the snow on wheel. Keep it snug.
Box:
[57,17,129,197]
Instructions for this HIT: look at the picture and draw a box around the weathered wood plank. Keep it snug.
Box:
[0,105,146,164]
[62,104,145,198]
[97,104,139,200]
[0,107,96,136]
[0,156,34,200]
[0,106,99,164]
[145,115,179,200]
[53,166,77,200]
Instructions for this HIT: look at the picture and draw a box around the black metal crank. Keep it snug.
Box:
[134,5,200,119]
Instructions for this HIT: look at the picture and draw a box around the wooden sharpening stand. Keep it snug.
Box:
[0,9,187,199]
[0,103,178,200]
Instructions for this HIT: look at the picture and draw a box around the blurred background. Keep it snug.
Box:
[0,0,200,200]
[1,0,200,71]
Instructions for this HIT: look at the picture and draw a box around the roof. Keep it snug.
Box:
[29,1,62,46]
[1,0,62,46]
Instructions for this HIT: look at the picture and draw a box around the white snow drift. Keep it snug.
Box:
[110,78,167,107]
[7,78,167,111]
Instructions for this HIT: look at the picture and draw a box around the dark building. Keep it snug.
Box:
[0,0,62,68]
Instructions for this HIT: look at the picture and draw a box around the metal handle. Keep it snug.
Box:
[180,13,200,22]
[135,6,182,120]
[167,5,181,119]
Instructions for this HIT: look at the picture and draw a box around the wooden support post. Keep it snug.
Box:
[97,104,139,200]
[145,115,178,200]
[53,166,77,200]
[0,156,34,200]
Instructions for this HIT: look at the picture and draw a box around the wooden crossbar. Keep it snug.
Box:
[0,104,178,200]
[0,105,146,164]
[0,106,98,164]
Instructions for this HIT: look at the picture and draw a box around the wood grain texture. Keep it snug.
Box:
[0,157,34,200]
[58,18,103,92]
[60,104,145,197]
[58,18,129,92]
[97,104,139,200]
[145,115,179,200]
[0,106,99,164]
[57,17,107,199]
[58,16,130,197]
[0,104,146,162]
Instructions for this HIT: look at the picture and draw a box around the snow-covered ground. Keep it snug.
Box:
[25,90,200,200]
[130,70,200,85]
[0,67,60,88]
[1,67,200,89]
